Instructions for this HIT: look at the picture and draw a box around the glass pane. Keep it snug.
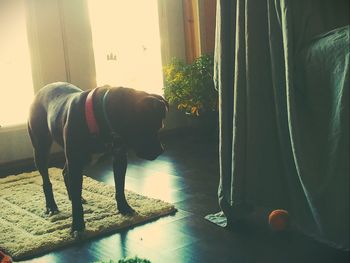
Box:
[88,0,164,95]
[0,0,34,127]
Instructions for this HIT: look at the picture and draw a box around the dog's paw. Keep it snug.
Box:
[118,204,135,215]
[48,210,59,216]
[70,224,85,239]
[44,207,59,216]
[71,230,85,239]
[71,220,86,236]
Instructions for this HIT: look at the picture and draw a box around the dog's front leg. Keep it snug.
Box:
[66,161,85,236]
[113,149,134,214]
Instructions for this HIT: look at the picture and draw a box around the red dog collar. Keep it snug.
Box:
[85,88,99,135]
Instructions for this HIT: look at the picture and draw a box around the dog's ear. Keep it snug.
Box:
[150,94,169,112]
[138,96,168,117]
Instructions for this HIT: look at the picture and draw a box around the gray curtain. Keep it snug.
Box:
[214,0,349,250]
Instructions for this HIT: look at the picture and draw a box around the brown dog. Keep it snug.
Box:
[27,82,168,237]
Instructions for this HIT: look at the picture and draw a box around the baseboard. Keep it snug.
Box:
[0,152,65,177]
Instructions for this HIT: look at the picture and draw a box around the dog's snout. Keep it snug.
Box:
[156,143,165,157]
[160,143,165,153]
[136,144,164,161]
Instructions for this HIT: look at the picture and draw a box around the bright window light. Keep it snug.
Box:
[0,0,34,127]
[87,0,164,95]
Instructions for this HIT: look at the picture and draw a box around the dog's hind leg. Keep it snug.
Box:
[28,111,58,216]
[62,163,71,200]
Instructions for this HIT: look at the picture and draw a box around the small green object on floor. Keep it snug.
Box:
[98,256,151,263]
[118,256,151,263]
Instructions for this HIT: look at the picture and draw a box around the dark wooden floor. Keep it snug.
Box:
[4,133,349,263]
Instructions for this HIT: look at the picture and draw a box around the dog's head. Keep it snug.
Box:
[129,94,168,160]
[108,93,165,160]
[106,88,168,160]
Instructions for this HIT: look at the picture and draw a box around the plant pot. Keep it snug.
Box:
[186,110,218,137]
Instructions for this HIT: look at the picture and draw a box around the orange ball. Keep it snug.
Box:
[0,251,12,263]
[268,209,290,231]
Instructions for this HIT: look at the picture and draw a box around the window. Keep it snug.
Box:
[0,0,34,127]
[87,0,164,95]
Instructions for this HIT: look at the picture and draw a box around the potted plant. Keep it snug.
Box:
[163,54,218,134]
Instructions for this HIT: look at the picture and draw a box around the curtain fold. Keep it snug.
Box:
[214,0,349,250]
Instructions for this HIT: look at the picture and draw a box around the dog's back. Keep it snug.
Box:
[34,82,82,112]
[28,82,83,147]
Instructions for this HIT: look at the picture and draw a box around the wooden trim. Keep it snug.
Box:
[183,0,201,63]
[203,0,216,54]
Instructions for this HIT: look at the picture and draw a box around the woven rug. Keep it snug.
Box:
[0,168,176,260]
